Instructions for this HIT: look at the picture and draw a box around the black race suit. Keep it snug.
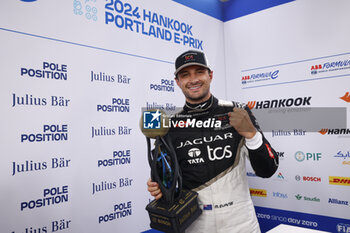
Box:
[168,96,278,233]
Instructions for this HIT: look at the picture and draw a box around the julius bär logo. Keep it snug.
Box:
[143,110,161,129]
[340,92,350,103]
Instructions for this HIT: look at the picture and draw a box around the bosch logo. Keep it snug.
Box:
[295,175,301,181]
[303,176,321,182]
[188,148,201,158]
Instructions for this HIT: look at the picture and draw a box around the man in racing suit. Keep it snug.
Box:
[147,50,279,233]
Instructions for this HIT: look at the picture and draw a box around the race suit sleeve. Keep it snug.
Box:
[244,106,279,178]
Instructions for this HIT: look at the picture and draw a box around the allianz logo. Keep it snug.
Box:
[273,192,288,199]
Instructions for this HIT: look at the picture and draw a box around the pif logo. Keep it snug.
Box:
[329,176,350,186]
[295,151,321,161]
[249,189,267,197]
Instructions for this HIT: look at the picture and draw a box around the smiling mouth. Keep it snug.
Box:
[189,84,202,90]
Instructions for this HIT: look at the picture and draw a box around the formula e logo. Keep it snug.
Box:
[337,223,350,233]
[143,110,161,129]
[188,148,201,158]
[207,145,232,161]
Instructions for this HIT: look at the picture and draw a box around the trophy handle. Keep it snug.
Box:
[146,135,182,204]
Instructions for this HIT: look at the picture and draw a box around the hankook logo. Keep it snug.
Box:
[340,92,350,103]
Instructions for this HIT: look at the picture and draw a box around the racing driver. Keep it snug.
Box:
[147,50,279,233]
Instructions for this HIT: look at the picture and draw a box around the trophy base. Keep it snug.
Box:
[146,189,202,233]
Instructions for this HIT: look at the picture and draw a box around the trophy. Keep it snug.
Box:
[140,109,202,233]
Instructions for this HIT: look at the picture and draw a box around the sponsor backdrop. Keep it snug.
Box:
[0,1,225,233]
[0,1,349,233]
[224,0,350,233]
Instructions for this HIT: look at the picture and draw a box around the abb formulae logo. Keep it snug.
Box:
[250,189,267,197]
[311,64,322,74]
[242,76,250,81]
[329,176,350,186]
[311,64,322,70]
[319,128,350,135]
[340,92,350,103]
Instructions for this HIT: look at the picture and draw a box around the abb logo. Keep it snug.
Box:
[311,64,322,70]
[242,76,250,81]
[303,176,321,182]
[250,189,267,197]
